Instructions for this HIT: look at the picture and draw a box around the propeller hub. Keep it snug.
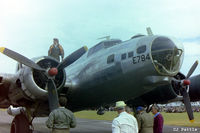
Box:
[183,80,191,86]
[48,67,58,76]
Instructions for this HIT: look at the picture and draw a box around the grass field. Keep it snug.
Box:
[75,111,200,127]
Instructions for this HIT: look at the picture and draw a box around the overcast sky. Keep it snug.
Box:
[0,0,200,76]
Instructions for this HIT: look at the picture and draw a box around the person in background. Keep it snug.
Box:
[46,97,76,133]
[112,101,138,133]
[152,105,164,133]
[125,106,132,114]
[136,106,153,133]
[48,38,64,62]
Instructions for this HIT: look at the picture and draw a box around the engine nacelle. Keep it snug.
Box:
[189,74,200,101]
[19,56,66,100]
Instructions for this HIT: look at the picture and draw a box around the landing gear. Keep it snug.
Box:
[10,113,32,133]
[97,107,105,115]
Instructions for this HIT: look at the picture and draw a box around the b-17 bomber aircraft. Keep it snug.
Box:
[0,28,200,133]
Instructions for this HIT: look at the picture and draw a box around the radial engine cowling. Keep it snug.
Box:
[189,74,200,101]
[19,56,66,100]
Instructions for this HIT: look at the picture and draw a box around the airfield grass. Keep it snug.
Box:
[74,111,200,127]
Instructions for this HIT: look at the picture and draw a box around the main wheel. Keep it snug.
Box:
[10,114,31,133]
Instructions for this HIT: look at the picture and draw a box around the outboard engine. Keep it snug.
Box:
[189,74,200,101]
[13,56,66,100]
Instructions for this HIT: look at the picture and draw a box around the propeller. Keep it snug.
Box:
[179,60,198,122]
[47,78,59,111]
[57,46,88,70]
[0,46,88,111]
[182,87,194,122]
[0,47,45,71]
[186,60,198,79]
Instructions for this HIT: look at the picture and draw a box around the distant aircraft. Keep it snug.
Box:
[0,27,199,133]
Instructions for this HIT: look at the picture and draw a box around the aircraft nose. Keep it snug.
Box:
[151,37,184,76]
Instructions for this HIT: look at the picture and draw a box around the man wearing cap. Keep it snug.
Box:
[48,38,64,62]
[152,105,164,133]
[136,106,153,133]
[46,97,76,133]
[112,101,138,133]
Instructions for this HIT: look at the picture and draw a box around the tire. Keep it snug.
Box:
[10,114,31,133]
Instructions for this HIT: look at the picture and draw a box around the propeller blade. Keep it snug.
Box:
[57,46,88,70]
[47,79,59,111]
[0,47,45,71]
[182,88,194,122]
[186,60,198,79]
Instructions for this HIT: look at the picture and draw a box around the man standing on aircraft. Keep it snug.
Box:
[152,105,164,133]
[136,106,153,133]
[48,38,64,62]
[46,97,76,133]
[112,101,138,133]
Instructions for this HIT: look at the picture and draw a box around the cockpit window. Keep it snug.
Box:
[88,39,122,57]
[151,37,183,76]
[137,45,146,54]
[104,40,122,48]
[87,43,104,57]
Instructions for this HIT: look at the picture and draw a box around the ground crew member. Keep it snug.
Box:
[152,105,164,133]
[46,97,76,133]
[112,101,138,133]
[136,106,153,133]
[48,38,64,62]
